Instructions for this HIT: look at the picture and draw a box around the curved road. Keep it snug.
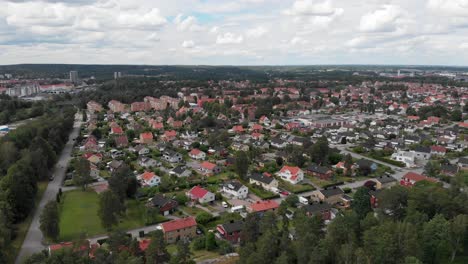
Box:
[15,112,82,264]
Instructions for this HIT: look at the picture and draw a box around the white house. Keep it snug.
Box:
[391,151,416,168]
[189,148,206,160]
[137,171,161,187]
[277,166,304,185]
[222,181,249,199]
[186,186,215,204]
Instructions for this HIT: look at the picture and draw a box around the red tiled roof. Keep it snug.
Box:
[141,171,156,181]
[189,185,209,198]
[403,172,437,183]
[49,242,73,252]
[111,126,123,134]
[201,161,216,170]
[164,130,177,137]
[161,217,197,233]
[280,165,300,175]
[140,132,153,140]
[459,122,468,128]
[190,148,202,155]
[430,145,446,153]
[83,153,102,159]
[250,200,279,212]
[139,239,151,252]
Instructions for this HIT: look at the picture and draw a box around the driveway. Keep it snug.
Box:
[16,112,83,264]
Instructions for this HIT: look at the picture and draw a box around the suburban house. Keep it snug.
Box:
[391,151,416,167]
[222,181,249,199]
[400,172,437,187]
[140,132,154,144]
[162,130,177,141]
[161,217,197,244]
[137,171,161,187]
[186,186,215,204]
[271,137,288,149]
[199,161,221,176]
[458,157,468,170]
[247,200,279,214]
[430,145,447,156]
[249,173,279,192]
[83,153,102,164]
[356,159,378,173]
[170,165,192,177]
[277,166,304,184]
[372,175,397,189]
[312,187,344,204]
[189,148,206,160]
[107,160,123,172]
[217,220,243,243]
[132,145,150,156]
[412,146,431,160]
[163,150,183,163]
[306,164,333,180]
[440,164,459,176]
[138,156,160,168]
[303,202,333,221]
[114,135,129,148]
[147,194,178,216]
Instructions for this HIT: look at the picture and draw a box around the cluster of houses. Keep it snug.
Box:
[74,78,467,247]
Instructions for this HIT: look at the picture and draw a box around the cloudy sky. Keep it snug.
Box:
[0,0,468,65]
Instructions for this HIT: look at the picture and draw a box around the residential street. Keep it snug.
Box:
[15,112,83,264]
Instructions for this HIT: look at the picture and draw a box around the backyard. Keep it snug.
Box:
[59,190,149,241]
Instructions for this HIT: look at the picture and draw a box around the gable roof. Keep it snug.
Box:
[161,217,197,233]
[201,161,217,170]
[303,202,331,214]
[141,171,156,181]
[140,132,153,140]
[189,185,209,198]
[250,200,279,212]
[219,220,243,233]
[250,173,275,184]
[320,187,344,198]
[280,165,301,175]
[403,172,437,183]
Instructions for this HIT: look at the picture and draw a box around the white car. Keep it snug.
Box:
[222,201,229,208]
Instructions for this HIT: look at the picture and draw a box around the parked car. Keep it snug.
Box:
[222,201,229,208]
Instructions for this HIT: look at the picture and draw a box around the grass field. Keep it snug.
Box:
[59,190,147,241]
[10,181,49,263]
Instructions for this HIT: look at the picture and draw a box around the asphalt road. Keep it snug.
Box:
[15,112,82,264]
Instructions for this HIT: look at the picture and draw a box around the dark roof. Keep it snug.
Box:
[458,157,468,164]
[223,181,245,191]
[271,137,286,145]
[164,149,180,156]
[220,220,243,233]
[250,173,274,184]
[441,164,458,174]
[151,194,176,207]
[172,165,187,175]
[320,187,344,198]
[303,202,331,214]
[414,146,431,153]
[369,189,382,197]
[375,175,397,184]
[307,164,331,174]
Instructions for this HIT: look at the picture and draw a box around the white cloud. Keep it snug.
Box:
[182,40,195,48]
[290,36,309,45]
[284,0,343,17]
[427,0,468,16]
[246,26,268,38]
[359,5,404,32]
[216,32,244,44]
[174,14,203,31]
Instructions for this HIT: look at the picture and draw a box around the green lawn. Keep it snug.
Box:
[179,205,208,217]
[59,190,148,241]
[279,180,315,194]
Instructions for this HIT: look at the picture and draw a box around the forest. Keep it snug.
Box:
[0,104,75,263]
[0,94,45,125]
